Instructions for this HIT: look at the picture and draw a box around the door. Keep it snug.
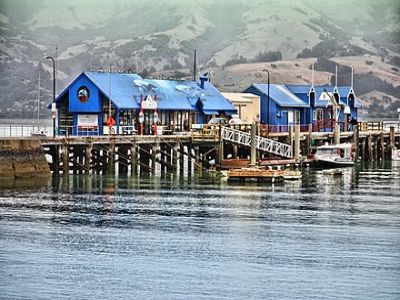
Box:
[294,110,300,125]
[281,111,288,132]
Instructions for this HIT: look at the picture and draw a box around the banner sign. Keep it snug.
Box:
[142,95,157,110]
[78,114,98,127]
[319,92,334,101]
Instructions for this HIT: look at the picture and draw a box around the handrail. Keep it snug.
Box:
[221,126,292,158]
[0,125,52,137]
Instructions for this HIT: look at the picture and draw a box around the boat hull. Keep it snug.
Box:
[313,159,354,168]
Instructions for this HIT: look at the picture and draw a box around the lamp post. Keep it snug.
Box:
[153,95,158,136]
[266,69,270,125]
[46,55,56,137]
[139,95,144,135]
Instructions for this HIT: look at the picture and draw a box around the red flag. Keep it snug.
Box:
[106,116,115,128]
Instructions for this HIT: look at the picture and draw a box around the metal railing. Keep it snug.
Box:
[221,126,292,158]
[358,121,384,132]
[192,124,221,141]
[0,125,52,137]
[383,121,400,132]
[2,121,398,138]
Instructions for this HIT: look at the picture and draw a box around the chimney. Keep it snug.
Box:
[199,75,208,89]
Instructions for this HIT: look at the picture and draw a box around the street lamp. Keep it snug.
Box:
[266,69,270,125]
[46,55,56,137]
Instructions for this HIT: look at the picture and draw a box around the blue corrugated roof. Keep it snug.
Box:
[285,84,312,95]
[336,86,362,108]
[191,81,237,113]
[313,85,348,106]
[337,86,352,98]
[143,79,196,111]
[54,71,236,113]
[252,84,309,107]
[246,83,362,110]
[85,72,142,109]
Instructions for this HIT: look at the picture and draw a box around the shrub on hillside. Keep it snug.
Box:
[252,51,282,63]
[224,55,248,66]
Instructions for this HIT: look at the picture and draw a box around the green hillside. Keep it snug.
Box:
[0,0,399,117]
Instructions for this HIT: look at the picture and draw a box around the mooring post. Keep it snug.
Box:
[249,123,257,167]
[85,144,92,174]
[306,124,312,155]
[361,137,366,161]
[143,144,152,173]
[107,137,115,175]
[294,124,300,161]
[232,144,238,159]
[374,136,378,161]
[102,149,108,174]
[187,147,192,177]
[119,146,128,175]
[219,140,224,166]
[352,125,359,162]
[72,148,77,175]
[53,145,60,175]
[368,134,373,161]
[62,143,69,174]
[130,144,137,176]
[173,143,179,175]
[179,143,185,175]
[390,126,395,160]
[379,132,384,161]
[288,125,293,148]
[159,144,165,175]
[194,146,202,173]
[151,143,158,175]
[334,122,340,145]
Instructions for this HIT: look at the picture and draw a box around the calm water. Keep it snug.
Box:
[1,163,400,299]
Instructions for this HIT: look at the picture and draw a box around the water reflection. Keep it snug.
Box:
[1,163,400,300]
[0,176,51,190]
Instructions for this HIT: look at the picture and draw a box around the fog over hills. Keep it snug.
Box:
[0,0,399,118]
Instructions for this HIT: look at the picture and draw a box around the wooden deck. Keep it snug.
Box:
[226,168,286,182]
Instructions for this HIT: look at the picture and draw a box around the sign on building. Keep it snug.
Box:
[319,92,334,101]
[288,111,293,124]
[142,95,158,110]
[77,114,98,127]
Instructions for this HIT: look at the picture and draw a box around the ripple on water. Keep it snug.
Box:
[0,164,400,299]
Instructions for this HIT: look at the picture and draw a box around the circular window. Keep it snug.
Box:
[77,86,90,103]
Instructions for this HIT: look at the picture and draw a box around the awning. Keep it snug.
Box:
[224,111,236,116]
[202,110,219,115]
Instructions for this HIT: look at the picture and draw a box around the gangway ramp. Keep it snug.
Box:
[221,126,292,158]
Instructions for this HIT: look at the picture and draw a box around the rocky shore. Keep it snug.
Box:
[0,139,50,178]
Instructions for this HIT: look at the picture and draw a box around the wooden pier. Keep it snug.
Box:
[1,123,399,177]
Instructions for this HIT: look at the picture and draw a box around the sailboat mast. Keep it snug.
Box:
[38,72,41,121]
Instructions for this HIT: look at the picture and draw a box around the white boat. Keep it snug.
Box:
[392,149,400,161]
[283,170,302,180]
[30,71,48,138]
[314,143,354,168]
[321,168,344,176]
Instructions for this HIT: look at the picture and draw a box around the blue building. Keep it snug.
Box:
[52,72,236,135]
[244,83,361,132]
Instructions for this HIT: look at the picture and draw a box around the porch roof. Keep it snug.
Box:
[252,84,309,108]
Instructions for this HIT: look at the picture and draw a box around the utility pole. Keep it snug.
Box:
[46,55,56,137]
[55,45,58,95]
[109,65,112,136]
[193,49,197,82]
